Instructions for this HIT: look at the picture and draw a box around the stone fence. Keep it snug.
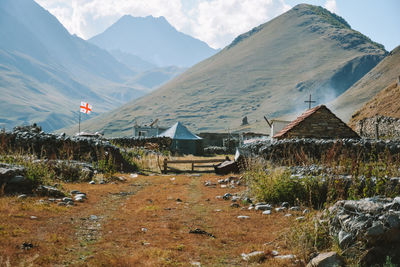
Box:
[0,127,136,172]
[241,138,400,164]
[355,115,400,140]
[108,137,172,150]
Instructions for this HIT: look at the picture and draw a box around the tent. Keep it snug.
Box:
[158,122,203,155]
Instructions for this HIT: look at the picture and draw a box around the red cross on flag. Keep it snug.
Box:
[80,101,92,114]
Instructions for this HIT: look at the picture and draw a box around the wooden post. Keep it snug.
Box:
[191,162,194,172]
[375,117,379,140]
[163,158,168,174]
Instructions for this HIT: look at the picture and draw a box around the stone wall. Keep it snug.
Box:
[0,126,137,172]
[242,138,400,164]
[109,137,172,150]
[355,115,400,140]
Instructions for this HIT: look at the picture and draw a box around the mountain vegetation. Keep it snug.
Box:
[76,4,387,136]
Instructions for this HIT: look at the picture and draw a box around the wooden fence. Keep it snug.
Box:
[163,158,226,173]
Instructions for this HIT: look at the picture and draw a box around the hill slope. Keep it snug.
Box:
[0,0,148,131]
[89,15,218,67]
[73,4,387,136]
[329,45,400,122]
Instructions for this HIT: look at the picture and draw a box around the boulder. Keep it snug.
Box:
[307,252,344,267]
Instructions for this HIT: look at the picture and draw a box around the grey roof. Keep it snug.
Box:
[158,122,202,140]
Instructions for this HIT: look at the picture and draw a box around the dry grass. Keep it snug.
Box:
[0,172,298,266]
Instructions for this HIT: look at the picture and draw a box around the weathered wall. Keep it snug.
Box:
[242,138,400,164]
[355,115,400,140]
[109,137,172,150]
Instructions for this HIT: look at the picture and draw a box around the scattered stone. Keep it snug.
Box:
[191,262,201,266]
[70,190,81,195]
[303,209,310,214]
[296,216,305,221]
[241,251,265,263]
[231,196,240,202]
[130,173,138,178]
[176,198,183,202]
[275,207,285,212]
[99,180,105,184]
[274,254,295,260]
[189,228,215,238]
[142,242,150,246]
[17,194,27,199]
[237,215,250,219]
[214,209,222,212]
[223,193,232,200]
[141,227,148,232]
[231,203,240,208]
[285,214,293,217]
[30,216,37,220]
[272,250,279,256]
[89,215,98,221]
[89,181,96,184]
[262,210,271,215]
[75,193,87,199]
[21,242,34,250]
[220,185,227,188]
[215,196,222,200]
[204,181,215,186]
[290,206,301,211]
[306,251,344,267]
[281,202,290,208]
[255,204,272,211]
[62,197,73,203]
[57,202,66,206]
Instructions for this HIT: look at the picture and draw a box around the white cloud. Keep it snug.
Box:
[324,0,338,14]
[34,0,291,49]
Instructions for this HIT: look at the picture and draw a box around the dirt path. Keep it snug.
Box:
[0,174,300,266]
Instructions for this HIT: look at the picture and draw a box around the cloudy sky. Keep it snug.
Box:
[35,0,399,51]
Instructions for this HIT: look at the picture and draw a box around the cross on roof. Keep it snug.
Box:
[304,94,316,109]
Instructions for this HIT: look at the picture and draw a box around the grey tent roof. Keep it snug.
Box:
[158,122,202,140]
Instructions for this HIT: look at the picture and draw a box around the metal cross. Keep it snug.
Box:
[304,94,316,109]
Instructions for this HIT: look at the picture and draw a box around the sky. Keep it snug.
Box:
[35,0,400,51]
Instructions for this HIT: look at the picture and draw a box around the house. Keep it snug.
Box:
[133,119,166,138]
[158,122,203,155]
[270,119,291,138]
[273,105,360,139]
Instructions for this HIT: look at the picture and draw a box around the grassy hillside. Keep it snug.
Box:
[329,45,400,122]
[71,4,387,137]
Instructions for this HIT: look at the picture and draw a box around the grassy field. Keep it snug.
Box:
[0,172,301,266]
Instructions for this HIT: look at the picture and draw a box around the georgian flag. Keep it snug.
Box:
[80,101,92,114]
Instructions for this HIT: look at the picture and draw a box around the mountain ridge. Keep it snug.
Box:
[70,4,387,136]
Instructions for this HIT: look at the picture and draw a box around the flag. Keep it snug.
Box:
[80,101,92,114]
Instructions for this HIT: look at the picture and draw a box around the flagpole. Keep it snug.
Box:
[79,110,81,134]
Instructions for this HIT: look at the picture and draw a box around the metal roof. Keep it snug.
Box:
[158,122,202,140]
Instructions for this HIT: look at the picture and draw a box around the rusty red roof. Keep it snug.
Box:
[273,105,324,139]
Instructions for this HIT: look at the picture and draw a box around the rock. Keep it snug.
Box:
[130,173,138,178]
[89,215,98,221]
[191,262,201,266]
[99,180,105,184]
[89,181,96,184]
[290,206,301,211]
[17,194,27,199]
[275,207,285,212]
[285,214,293,217]
[274,254,295,260]
[338,230,352,248]
[231,196,240,202]
[255,204,272,211]
[303,209,310,214]
[231,203,240,208]
[282,202,290,208]
[75,193,87,199]
[74,197,84,202]
[215,196,222,200]
[241,251,265,263]
[62,197,73,203]
[262,210,271,215]
[237,215,250,219]
[296,216,305,221]
[141,227,148,232]
[70,190,81,195]
[223,193,232,200]
[176,198,183,202]
[30,216,37,220]
[386,214,400,229]
[307,251,344,267]
[365,221,384,237]
[57,202,66,206]
[36,185,64,197]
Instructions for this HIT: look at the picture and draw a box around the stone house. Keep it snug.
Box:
[273,105,360,139]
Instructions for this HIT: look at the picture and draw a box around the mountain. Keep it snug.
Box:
[0,0,147,131]
[89,15,218,67]
[74,4,387,136]
[329,45,400,123]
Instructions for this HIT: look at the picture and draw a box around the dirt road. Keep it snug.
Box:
[0,173,298,266]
